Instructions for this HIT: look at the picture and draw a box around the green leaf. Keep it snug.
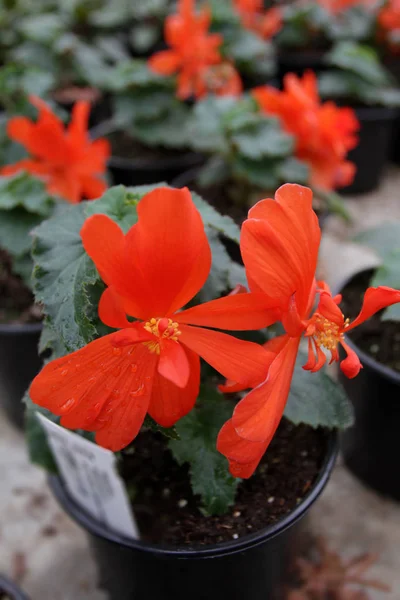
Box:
[325,42,391,86]
[276,157,309,184]
[0,173,54,216]
[188,96,237,153]
[142,415,180,441]
[231,118,294,160]
[32,202,100,352]
[85,185,141,232]
[24,392,59,473]
[191,190,241,243]
[285,351,354,429]
[169,389,239,516]
[232,155,280,189]
[0,208,42,257]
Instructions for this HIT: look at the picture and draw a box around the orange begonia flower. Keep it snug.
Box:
[379,0,400,50]
[234,0,282,39]
[217,183,400,478]
[30,187,277,452]
[253,71,360,191]
[0,96,110,204]
[148,0,242,99]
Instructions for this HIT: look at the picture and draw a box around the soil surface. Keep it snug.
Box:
[340,270,400,372]
[120,419,328,547]
[108,131,190,161]
[0,249,41,324]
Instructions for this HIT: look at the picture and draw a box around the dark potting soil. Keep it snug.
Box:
[0,249,41,324]
[340,270,400,373]
[107,131,189,162]
[120,419,328,546]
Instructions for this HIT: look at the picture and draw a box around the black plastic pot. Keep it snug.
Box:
[340,106,398,195]
[278,49,328,81]
[90,121,205,187]
[0,575,30,600]
[339,334,400,500]
[0,322,42,428]
[48,433,337,600]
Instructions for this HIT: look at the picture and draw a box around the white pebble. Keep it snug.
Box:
[232,533,239,540]
[178,499,188,508]
[267,496,275,503]
[233,511,241,517]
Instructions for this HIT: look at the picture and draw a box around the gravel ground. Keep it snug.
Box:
[0,167,399,599]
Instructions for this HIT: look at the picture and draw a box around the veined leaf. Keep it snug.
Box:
[169,389,239,516]
[285,351,354,429]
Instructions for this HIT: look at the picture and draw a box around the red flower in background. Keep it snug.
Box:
[234,0,282,39]
[253,71,359,191]
[378,0,400,51]
[148,0,242,98]
[217,184,400,478]
[30,187,276,452]
[0,96,109,204]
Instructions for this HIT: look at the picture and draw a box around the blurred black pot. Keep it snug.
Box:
[90,121,205,187]
[278,49,328,81]
[340,106,398,195]
[338,274,400,500]
[48,432,337,600]
[0,322,42,429]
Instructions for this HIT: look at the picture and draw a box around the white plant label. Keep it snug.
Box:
[37,414,139,539]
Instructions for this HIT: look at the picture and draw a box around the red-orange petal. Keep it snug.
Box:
[232,336,300,442]
[317,291,345,326]
[158,339,190,388]
[30,334,158,451]
[98,287,131,329]
[80,214,127,288]
[346,286,400,332]
[80,174,107,200]
[148,347,200,427]
[67,101,90,148]
[148,50,182,75]
[340,340,362,379]
[176,292,280,330]
[122,187,211,317]
[179,324,270,388]
[241,184,320,319]
[217,419,268,479]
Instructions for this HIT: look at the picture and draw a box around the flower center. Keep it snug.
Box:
[310,315,350,351]
[143,318,181,354]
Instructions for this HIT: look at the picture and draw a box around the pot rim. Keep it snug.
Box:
[337,270,400,386]
[0,322,42,335]
[48,431,337,558]
[89,120,203,172]
[0,575,30,600]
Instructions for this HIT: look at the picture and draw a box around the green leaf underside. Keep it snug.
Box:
[285,351,354,429]
[169,389,239,516]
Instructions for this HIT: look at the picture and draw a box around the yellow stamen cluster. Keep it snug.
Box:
[313,315,342,351]
[143,318,181,354]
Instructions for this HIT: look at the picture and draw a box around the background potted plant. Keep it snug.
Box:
[319,41,400,193]
[90,0,247,187]
[23,181,400,599]
[275,0,376,80]
[179,77,353,225]
[0,95,109,427]
[338,221,400,500]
